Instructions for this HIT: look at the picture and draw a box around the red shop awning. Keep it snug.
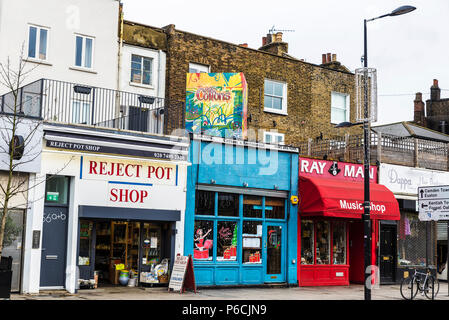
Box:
[299,176,400,220]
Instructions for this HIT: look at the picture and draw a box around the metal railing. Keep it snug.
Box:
[299,131,449,171]
[0,79,166,134]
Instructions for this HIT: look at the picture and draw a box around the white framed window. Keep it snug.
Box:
[130,54,153,85]
[72,100,91,125]
[189,62,209,73]
[263,131,285,145]
[264,79,287,115]
[331,92,350,124]
[27,25,49,61]
[74,34,94,69]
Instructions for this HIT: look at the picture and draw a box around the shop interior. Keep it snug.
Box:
[78,219,173,288]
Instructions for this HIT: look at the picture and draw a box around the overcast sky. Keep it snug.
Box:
[121,0,449,125]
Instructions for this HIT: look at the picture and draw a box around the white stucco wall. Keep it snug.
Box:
[0,0,120,93]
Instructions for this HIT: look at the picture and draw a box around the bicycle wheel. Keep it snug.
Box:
[424,276,439,299]
[400,277,419,300]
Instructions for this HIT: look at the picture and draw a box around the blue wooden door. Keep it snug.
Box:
[264,223,286,283]
[40,206,68,287]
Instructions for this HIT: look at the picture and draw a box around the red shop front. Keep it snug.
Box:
[297,158,400,286]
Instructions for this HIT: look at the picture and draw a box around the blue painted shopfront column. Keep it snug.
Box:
[184,136,298,286]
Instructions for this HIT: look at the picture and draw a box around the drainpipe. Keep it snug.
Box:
[115,3,124,125]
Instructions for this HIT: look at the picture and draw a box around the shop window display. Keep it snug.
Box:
[243,195,262,218]
[332,222,346,265]
[301,220,314,264]
[398,212,435,267]
[196,190,215,215]
[316,221,330,264]
[194,220,214,260]
[265,197,285,219]
[242,221,262,264]
[217,221,238,261]
[218,193,239,216]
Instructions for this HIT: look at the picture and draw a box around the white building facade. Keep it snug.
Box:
[0,0,173,294]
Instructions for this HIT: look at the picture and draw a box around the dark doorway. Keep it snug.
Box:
[128,106,149,132]
[379,224,397,283]
[349,221,364,284]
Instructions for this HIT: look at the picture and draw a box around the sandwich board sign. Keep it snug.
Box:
[168,254,196,294]
[418,186,449,221]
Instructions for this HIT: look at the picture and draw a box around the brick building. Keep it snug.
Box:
[414,79,449,134]
[123,21,362,145]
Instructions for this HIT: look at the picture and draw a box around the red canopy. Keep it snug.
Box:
[299,176,400,220]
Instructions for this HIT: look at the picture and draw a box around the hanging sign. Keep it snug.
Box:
[418,185,449,221]
[168,254,196,294]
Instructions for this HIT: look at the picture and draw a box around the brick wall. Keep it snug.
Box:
[124,22,362,145]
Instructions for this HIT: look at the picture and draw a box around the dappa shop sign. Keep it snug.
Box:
[80,156,177,206]
[185,73,248,140]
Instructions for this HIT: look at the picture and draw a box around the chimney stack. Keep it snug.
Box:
[414,92,425,126]
[431,78,441,101]
[259,32,288,56]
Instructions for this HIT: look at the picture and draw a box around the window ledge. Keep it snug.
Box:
[23,58,52,66]
[129,81,155,90]
[69,66,97,74]
[263,108,288,116]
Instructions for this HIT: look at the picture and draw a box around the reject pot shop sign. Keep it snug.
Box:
[78,156,179,208]
[298,158,399,220]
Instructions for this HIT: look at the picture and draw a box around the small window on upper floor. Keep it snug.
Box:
[263,131,285,145]
[189,62,210,73]
[28,25,49,61]
[75,34,94,69]
[264,79,287,115]
[131,54,153,85]
[331,92,350,124]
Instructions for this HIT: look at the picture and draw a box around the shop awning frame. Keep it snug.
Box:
[299,176,400,221]
[79,205,181,221]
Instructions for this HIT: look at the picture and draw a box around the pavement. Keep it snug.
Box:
[9,282,449,300]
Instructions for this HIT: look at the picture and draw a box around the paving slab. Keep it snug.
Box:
[9,282,449,300]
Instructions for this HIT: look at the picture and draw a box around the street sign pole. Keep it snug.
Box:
[447,221,449,296]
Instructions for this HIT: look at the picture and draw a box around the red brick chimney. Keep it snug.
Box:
[414,92,425,126]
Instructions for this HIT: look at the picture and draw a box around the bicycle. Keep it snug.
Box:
[400,268,439,300]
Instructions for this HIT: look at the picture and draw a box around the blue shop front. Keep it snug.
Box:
[184,134,299,286]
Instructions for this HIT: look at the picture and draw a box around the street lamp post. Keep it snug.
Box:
[338,5,416,300]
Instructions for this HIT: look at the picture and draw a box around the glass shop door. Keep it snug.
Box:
[264,223,285,283]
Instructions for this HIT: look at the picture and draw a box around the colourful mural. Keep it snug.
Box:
[185,73,247,139]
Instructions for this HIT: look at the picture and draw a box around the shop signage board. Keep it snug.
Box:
[299,157,377,182]
[380,163,449,196]
[418,185,449,221]
[168,254,196,293]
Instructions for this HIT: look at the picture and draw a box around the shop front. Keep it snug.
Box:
[298,158,400,286]
[379,163,442,283]
[184,135,299,286]
[22,124,189,294]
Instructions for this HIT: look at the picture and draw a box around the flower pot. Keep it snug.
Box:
[0,256,13,299]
